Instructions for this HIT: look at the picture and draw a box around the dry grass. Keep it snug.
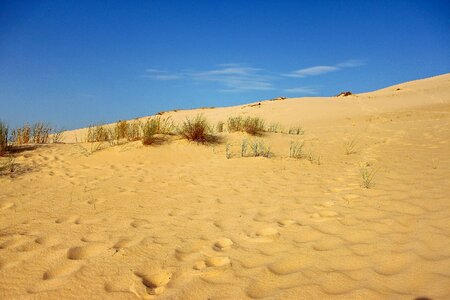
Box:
[216,121,225,133]
[0,155,16,174]
[360,162,377,188]
[288,126,304,135]
[344,137,359,155]
[12,124,31,144]
[0,121,8,155]
[289,140,304,158]
[249,139,271,157]
[87,125,111,142]
[179,115,215,143]
[32,123,51,144]
[227,116,266,135]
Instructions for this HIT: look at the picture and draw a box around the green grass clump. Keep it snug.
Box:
[179,114,214,143]
[142,119,159,145]
[227,116,266,135]
[0,121,8,155]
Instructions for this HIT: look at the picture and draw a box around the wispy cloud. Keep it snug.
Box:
[143,59,365,93]
[143,64,274,92]
[285,59,365,78]
[284,86,319,95]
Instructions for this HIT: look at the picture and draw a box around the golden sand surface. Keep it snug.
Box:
[1,74,449,299]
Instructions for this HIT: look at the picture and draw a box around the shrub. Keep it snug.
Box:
[249,139,271,157]
[360,162,376,188]
[115,120,129,140]
[142,119,159,145]
[289,140,304,158]
[216,121,225,133]
[12,124,31,145]
[147,116,175,135]
[344,137,359,155]
[225,143,231,159]
[241,139,248,157]
[52,128,65,143]
[0,121,8,155]
[288,126,304,135]
[32,123,51,144]
[227,116,266,135]
[0,155,15,174]
[87,125,111,142]
[179,115,213,143]
[127,120,142,141]
[267,123,281,133]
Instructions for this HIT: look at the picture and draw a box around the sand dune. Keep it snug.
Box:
[1,73,449,299]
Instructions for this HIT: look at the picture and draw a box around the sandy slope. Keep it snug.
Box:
[1,73,449,299]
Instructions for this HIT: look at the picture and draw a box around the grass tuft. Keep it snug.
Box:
[344,137,359,155]
[249,139,271,157]
[179,115,216,143]
[227,116,266,135]
[360,162,376,188]
[289,140,304,158]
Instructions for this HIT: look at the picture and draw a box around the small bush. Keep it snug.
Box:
[142,119,159,145]
[179,115,214,143]
[52,128,65,143]
[344,137,359,155]
[241,139,248,157]
[87,125,111,142]
[115,120,129,140]
[127,120,142,141]
[225,143,231,159]
[32,123,51,144]
[12,124,31,145]
[288,126,304,135]
[289,140,304,158]
[267,123,281,133]
[360,162,376,188]
[147,116,175,135]
[0,155,15,174]
[249,139,271,157]
[216,121,225,133]
[0,121,8,155]
[227,116,266,135]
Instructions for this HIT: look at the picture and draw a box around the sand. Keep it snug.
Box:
[0,73,449,299]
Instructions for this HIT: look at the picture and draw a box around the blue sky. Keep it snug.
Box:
[1,1,449,129]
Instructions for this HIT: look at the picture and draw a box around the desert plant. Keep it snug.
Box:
[227,116,266,135]
[32,123,51,144]
[267,123,281,133]
[0,121,8,155]
[127,120,142,141]
[249,139,271,157]
[289,140,304,158]
[288,126,304,135]
[216,121,225,133]
[12,124,31,145]
[115,120,129,140]
[225,143,231,159]
[142,119,159,145]
[179,115,214,143]
[52,128,65,143]
[241,139,248,157]
[360,162,377,188]
[344,137,359,155]
[87,124,111,142]
[147,116,175,135]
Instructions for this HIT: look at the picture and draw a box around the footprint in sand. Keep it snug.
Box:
[55,215,80,224]
[113,237,143,249]
[277,219,295,227]
[130,219,152,229]
[43,261,82,280]
[67,243,108,260]
[213,238,233,251]
[256,227,279,237]
[135,271,172,295]
[205,256,231,267]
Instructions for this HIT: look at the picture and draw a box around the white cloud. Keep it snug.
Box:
[143,69,181,80]
[285,59,365,78]
[284,86,319,94]
[285,66,338,78]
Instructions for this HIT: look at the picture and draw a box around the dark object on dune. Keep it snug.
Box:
[336,91,353,97]
[271,96,287,101]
